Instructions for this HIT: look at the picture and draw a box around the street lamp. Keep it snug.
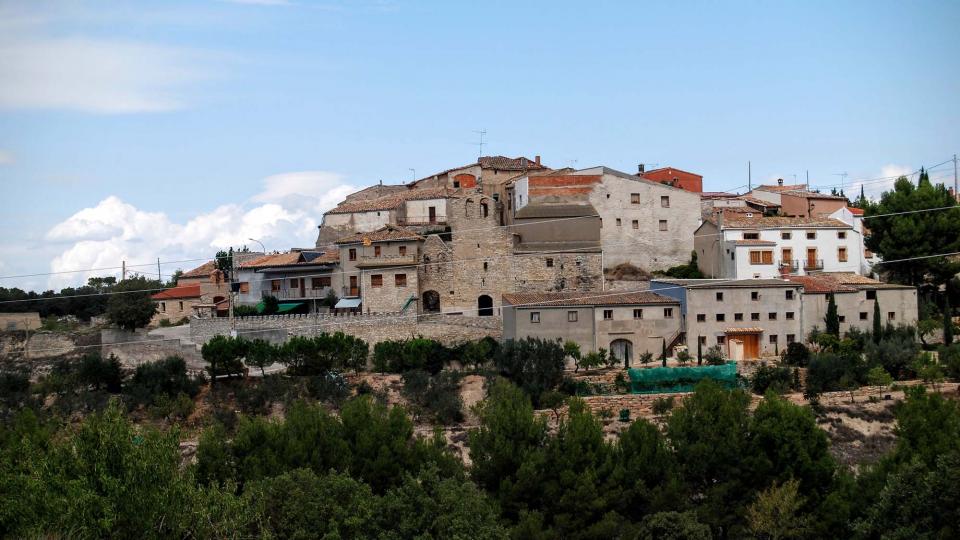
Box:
[249,238,266,253]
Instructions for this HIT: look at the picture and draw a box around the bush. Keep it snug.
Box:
[77,353,123,393]
[306,371,350,405]
[941,343,960,380]
[493,338,565,407]
[201,335,249,380]
[805,351,866,397]
[149,392,195,421]
[232,305,259,317]
[372,338,450,374]
[865,335,920,380]
[751,365,795,395]
[704,345,726,365]
[782,342,811,367]
[126,356,201,408]
[402,370,464,424]
[651,396,675,416]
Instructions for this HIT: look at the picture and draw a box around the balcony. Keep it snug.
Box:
[265,288,331,300]
[778,259,799,271]
[355,254,418,268]
[803,259,824,271]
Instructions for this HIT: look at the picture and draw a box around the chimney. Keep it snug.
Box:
[521,157,528,169]
[638,163,645,174]
[534,155,541,166]
[777,178,784,186]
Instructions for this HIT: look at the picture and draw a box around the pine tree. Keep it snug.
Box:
[697,338,703,366]
[945,295,954,345]
[873,299,882,343]
[825,294,840,336]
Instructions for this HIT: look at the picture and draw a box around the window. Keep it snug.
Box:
[546,258,554,268]
[860,312,868,320]
[770,335,778,344]
[661,196,670,207]
[786,334,796,343]
[838,231,847,239]
[633,309,643,319]
[664,308,674,318]
[374,245,381,257]
[631,193,640,204]
[806,231,816,239]
[603,309,613,320]
[239,282,250,293]
[271,280,281,292]
[568,311,578,322]
[483,262,488,271]
[769,312,777,320]
[290,278,299,288]
[888,312,896,321]
[786,290,794,300]
[659,219,668,231]
[735,313,744,321]
[838,247,848,262]
[178,301,184,311]
[716,313,726,322]
[716,292,724,301]
[717,336,726,345]
[697,314,706,322]
[786,311,795,320]
[839,315,846,323]
[160,302,166,312]
[751,291,760,300]
[616,218,622,227]
[371,274,383,287]
[348,248,357,261]
[312,277,330,289]
[699,336,707,345]
[781,232,792,240]
[399,245,407,256]
[866,290,876,300]
[632,219,639,229]
[395,274,407,287]
[751,313,760,321]
[743,232,760,240]
[749,250,774,265]
[531,312,540,323]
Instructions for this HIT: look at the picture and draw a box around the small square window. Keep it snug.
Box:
[290,278,299,288]
[787,334,796,343]
[531,312,540,323]
[661,196,670,208]
[769,335,778,344]
[632,220,639,230]
[751,291,759,301]
[697,314,706,322]
[786,290,794,300]
[395,274,407,287]
[483,262,488,271]
[399,246,407,256]
[546,258,554,268]
[699,336,707,345]
[716,313,725,322]
[838,247,848,262]
[239,282,250,293]
[717,336,726,345]
[716,292,723,301]
[374,245,382,257]
[866,290,876,300]
[616,218,622,227]
[664,308,674,318]
[603,309,613,320]
[806,231,816,239]
[781,232,792,240]
[751,313,760,321]
[786,311,795,320]
[838,231,846,239]
[859,312,868,320]
[348,248,357,261]
[633,309,643,319]
[631,193,640,204]
[743,232,759,240]
[769,312,777,320]
[659,219,668,231]
[567,311,578,322]
[371,274,383,287]
[839,315,846,323]
[888,312,896,321]
[734,313,743,321]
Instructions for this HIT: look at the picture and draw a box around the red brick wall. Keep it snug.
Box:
[454,173,477,189]
[641,168,703,193]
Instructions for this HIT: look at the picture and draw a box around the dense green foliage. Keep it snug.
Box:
[662,251,705,279]
[106,276,161,330]
[493,338,565,407]
[0,276,120,320]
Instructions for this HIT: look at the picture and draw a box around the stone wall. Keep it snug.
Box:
[189,312,501,348]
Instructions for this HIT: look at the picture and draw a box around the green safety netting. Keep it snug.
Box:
[627,362,739,394]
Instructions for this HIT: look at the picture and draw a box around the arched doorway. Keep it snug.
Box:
[477,295,493,316]
[610,339,633,368]
[422,290,440,313]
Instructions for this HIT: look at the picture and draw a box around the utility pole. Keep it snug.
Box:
[121,260,126,281]
[748,161,752,191]
[157,258,161,283]
[806,170,809,190]
[409,168,416,182]
[953,154,958,201]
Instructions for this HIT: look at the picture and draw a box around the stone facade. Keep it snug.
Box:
[799,286,918,337]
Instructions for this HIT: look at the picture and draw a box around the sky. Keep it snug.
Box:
[0,0,958,292]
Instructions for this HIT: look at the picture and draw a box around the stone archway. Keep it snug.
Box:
[477,294,494,316]
[422,290,441,313]
[610,339,634,368]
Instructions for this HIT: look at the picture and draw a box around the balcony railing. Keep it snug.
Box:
[803,259,824,271]
[265,288,331,300]
[356,254,418,268]
[778,259,799,271]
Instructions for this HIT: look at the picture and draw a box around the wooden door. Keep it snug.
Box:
[349,276,359,296]
[428,206,437,224]
[744,335,760,359]
[806,248,817,266]
[782,248,792,265]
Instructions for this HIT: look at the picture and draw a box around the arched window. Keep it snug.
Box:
[477,295,493,316]
[422,290,441,313]
[610,339,634,368]
[480,202,489,218]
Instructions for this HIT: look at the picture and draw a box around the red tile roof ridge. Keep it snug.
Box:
[151,284,202,300]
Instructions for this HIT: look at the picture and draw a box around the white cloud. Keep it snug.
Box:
[880,164,912,180]
[43,172,359,289]
[0,150,13,164]
[0,36,211,113]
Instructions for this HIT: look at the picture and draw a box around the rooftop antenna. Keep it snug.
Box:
[473,129,487,159]
[408,168,416,182]
[748,161,752,191]
[833,171,848,194]
[806,170,809,190]
[568,159,578,168]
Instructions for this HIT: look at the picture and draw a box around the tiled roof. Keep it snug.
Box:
[152,284,202,300]
[501,291,677,307]
[784,275,858,294]
[334,225,424,245]
[327,187,452,215]
[823,273,914,290]
[180,261,217,278]
[847,207,865,215]
[782,189,847,200]
[717,215,851,229]
[725,327,765,334]
[309,249,340,264]
[654,278,796,289]
[701,192,740,198]
[755,183,808,192]
[641,166,702,178]
[732,239,777,246]
[479,155,546,171]
[238,252,302,269]
[740,196,780,207]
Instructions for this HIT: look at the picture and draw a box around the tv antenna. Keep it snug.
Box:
[833,171,848,193]
[473,129,487,158]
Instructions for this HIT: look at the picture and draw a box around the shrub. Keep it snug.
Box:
[149,392,195,421]
[639,351,654,365]
[306,371,350,405]
[127,356,201,407]
[782,342,811,367]
[372,338,450,374]
[750,365,795,395]
[651,396,675,416]
[402,370,463,424]
[77,353,123,393]
[941,343,960,380]
[493,338,565,406]
[865,335,920,380]
[233,305,259,317]
[704,345,726,365]
[201,335,249,380]
[805,351,867,397]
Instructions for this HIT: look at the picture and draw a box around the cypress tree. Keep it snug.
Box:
[661,338,667,367]
[945,296,954,345]
[873,299,882,343]
[697,338,703,366]
[825,293,840,336]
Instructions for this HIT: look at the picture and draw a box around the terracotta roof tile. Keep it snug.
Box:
[720,215,851,229]
[756,183,809,192]
[334,225,424,245]
[237,252,302,269]
[739,196,781,207]
[502,291,678,307]
[847,207,865,215]
[152,284,202,300]
[478,155,547,171]
[732,239,778,245]
[327,187,452,215]
[784,275,858,293]
[180,261,217,278]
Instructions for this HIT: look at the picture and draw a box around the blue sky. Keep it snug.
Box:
[1,0,958,291]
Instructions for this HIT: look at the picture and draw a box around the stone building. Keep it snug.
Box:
[316,187,452,246]
[651,278,804,360]
[746,179,848,218]
[335,225,423,313]
[234,249,342,313]
[786,273,918,337]
[151,261,231,324]
[639,165,703,193]
[502,291,682,366]
[509,166,702,271]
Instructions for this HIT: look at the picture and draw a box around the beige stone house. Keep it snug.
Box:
[151,261,230,324]
[502,291,682,367]
[317,187,452,246]
[335,225,423,313]
[233,249,342,313]
[746,179,848,218]
[786,273,918,337]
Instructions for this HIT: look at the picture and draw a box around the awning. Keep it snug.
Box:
[276,302,304,313]
[725,327,764,335]
[335,297,362,309]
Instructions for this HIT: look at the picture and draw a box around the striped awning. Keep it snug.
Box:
[724,327,764,335]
